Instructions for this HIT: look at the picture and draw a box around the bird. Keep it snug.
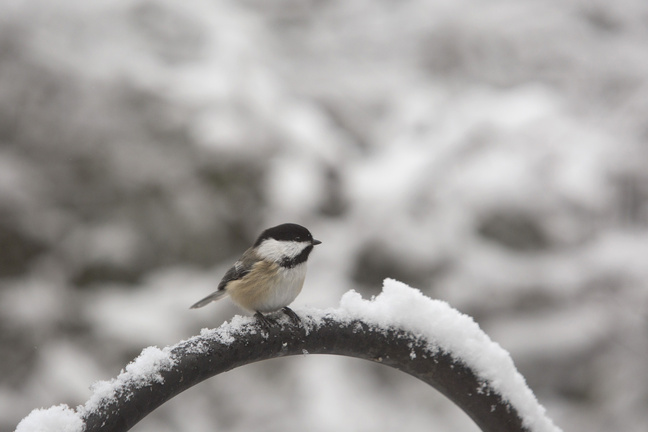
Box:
[190,223,321,326]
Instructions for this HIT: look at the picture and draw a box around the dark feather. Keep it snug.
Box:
[190,249,257,309]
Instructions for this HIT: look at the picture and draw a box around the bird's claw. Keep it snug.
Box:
[282,307,301,326]
[254,311,274,328]
[254,308,301,328]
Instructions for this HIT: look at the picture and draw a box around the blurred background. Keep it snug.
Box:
[2,0,648,431]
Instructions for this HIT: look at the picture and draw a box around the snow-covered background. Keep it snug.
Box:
[2,0,647,431]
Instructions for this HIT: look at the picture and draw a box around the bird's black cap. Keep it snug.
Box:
[254,223,321,246]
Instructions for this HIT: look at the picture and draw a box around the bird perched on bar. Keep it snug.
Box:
[190,223,321,326]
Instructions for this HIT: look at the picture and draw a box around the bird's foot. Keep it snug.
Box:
[282,307,301,326]
[254,311,274,328]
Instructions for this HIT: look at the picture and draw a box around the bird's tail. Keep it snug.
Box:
[190,289,228,309]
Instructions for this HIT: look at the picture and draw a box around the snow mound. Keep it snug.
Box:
[327,279,561,432]
[78,346,176,417]
[15,404,82,432]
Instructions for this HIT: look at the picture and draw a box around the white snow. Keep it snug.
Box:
[15,280,559,432]
[314,279,561,432]
[78,346,176,418]
[15,405,82,432]
[13,346,175,431]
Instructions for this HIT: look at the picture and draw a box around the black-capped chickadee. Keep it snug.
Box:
[191,223,321,326]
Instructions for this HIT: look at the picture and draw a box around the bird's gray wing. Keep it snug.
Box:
[190,249,256,309]
[217,253,255,290]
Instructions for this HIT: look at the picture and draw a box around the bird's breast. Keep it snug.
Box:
[227,261,307,312]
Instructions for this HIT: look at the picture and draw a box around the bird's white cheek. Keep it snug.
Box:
[256,239,309,261]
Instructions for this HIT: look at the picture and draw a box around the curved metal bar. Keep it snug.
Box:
[81,316,528,432]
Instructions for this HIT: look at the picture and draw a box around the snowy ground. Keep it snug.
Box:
[2,1,648,431]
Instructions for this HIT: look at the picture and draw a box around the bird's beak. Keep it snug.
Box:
[312,239,322,245]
